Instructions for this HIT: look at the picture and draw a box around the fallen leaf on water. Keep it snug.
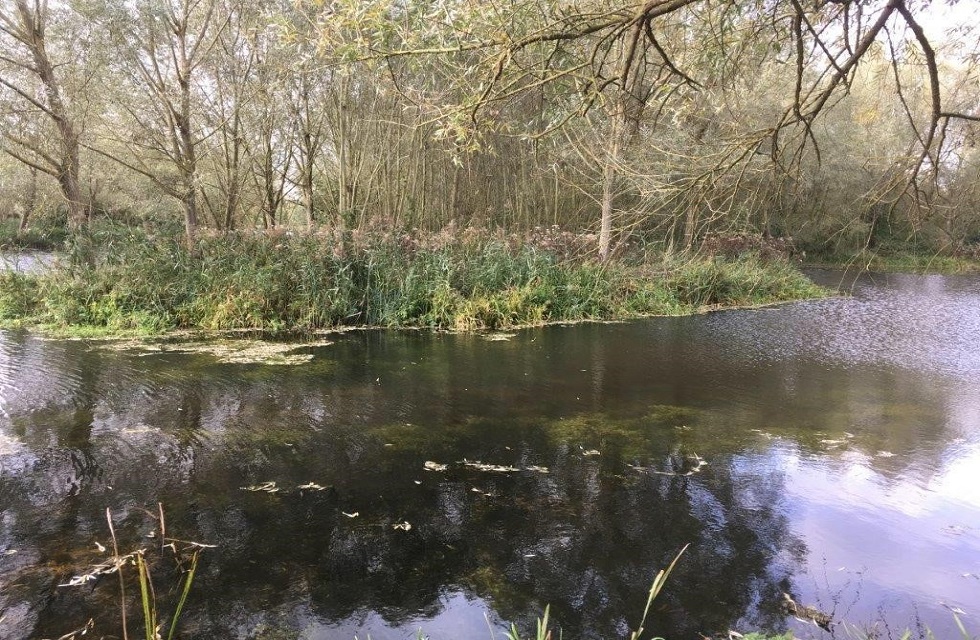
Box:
[242,481,279,493]
[460,460,519,473]
[484,333,516,341]
[649,454,708,477]
[298,482,327,491]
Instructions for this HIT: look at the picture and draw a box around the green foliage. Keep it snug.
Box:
[805,250,980,274]
[0,271,40,320]
[502,545,688,640]
[505,605,553,640]
[0,218,68,251]
[0,227,826,334]
[669,257,825,307]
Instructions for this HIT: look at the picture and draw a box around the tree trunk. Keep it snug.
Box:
[301,150,315,228]
[176,13,198,246]
[59,141,85,228]
[20,166,37,231]
[14,0,86,228]
[598,99,624,262]
[183,188,198,251]
[683,206,697,252]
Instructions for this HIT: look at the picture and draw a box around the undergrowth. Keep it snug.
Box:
[0,225,826,335]
[0,219,68,251]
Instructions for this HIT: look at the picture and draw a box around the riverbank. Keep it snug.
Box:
[0,226,826,337]
[804,250,980,274]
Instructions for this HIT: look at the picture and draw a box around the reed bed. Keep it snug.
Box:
[0,224,826,335]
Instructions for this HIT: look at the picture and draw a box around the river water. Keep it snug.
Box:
[1,269,978,639]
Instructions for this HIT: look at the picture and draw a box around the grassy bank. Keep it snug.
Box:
[0,218,68,251]
[803,250,980,274]
[0,225,826,336]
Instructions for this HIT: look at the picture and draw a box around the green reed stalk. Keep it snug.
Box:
[166,550,200,640]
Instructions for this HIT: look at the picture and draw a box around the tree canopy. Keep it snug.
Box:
[1,0,978,256]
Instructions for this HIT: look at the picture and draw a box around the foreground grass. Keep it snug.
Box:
[0,226,827,336]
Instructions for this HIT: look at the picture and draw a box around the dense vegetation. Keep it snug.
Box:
[1,1,978,258]
[0,224,823,334]
[1,1,978,332]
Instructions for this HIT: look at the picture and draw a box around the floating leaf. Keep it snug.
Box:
[459,460,519,472]
[242,481,279,493]
[298,482,327,491]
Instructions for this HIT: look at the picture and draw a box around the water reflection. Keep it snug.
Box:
[1,271,979,639]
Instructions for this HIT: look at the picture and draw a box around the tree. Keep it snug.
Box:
[0,0,86,227]
[90,0,225,247]
[321,0,980,257]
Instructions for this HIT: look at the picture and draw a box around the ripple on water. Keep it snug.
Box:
[0,271,979,639]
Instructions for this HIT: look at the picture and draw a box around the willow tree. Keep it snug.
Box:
[0,0,87,227]
[87,0,226,247]
[320,0,980,259]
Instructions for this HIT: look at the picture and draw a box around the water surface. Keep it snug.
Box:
[1,269,978,639]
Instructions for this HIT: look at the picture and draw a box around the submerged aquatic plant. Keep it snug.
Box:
[53,504,209,640]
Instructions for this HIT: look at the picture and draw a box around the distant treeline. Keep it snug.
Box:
[1,0,979,258]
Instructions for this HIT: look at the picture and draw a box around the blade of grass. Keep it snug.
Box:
[630,543,689,640]
[166,549,199,640]
[106,508,129,640]
[136,553,156,640]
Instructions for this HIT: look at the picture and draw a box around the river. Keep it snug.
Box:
[1,269,978,639]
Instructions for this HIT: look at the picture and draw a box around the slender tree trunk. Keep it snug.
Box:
[301,137,315,227]
[683,206,697,251]
[599,99,624,262]
[20,166,37,231]
[182,188,198,250]
[177,15,198,247]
